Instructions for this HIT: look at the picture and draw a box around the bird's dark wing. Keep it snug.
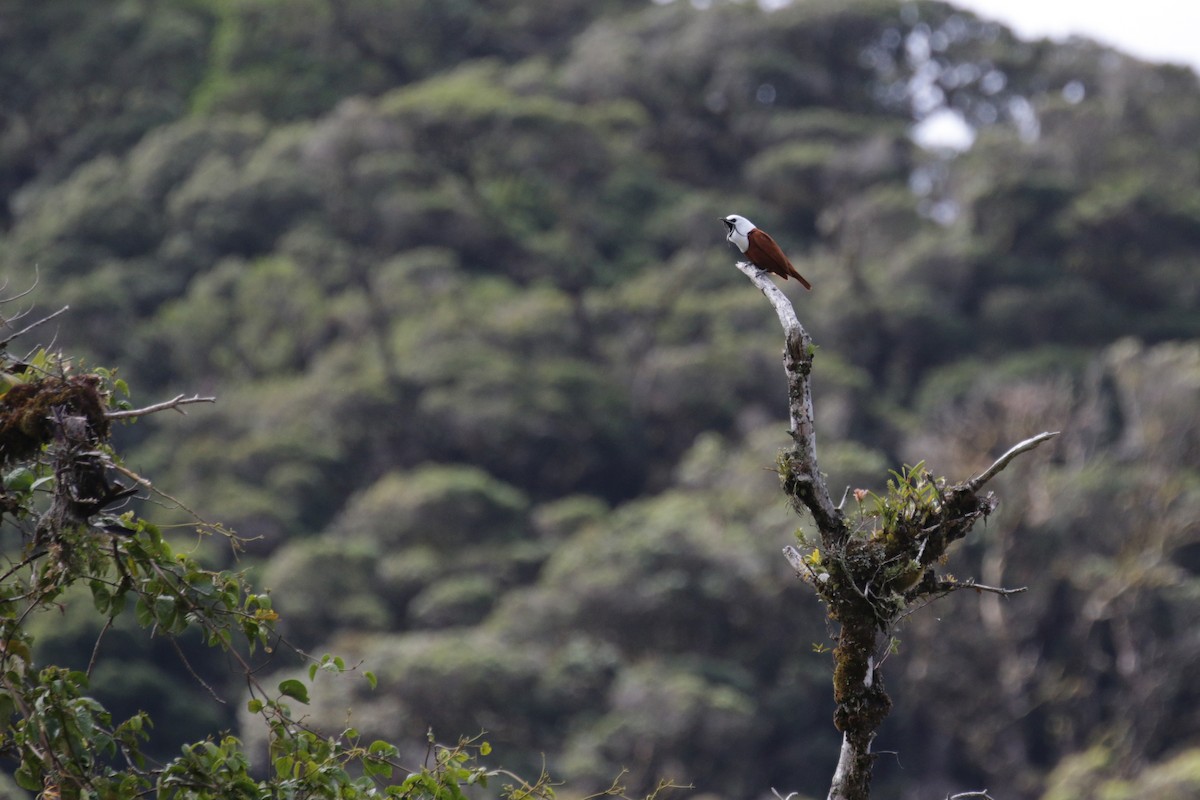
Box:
[749,229,813,290]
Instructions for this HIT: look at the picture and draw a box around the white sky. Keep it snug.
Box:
[899,1,1200,150]
[949,1,1200,74]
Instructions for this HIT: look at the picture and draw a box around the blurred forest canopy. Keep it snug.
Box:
[2,0,1200,797]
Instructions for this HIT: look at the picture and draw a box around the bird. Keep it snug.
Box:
[721,214,812,290]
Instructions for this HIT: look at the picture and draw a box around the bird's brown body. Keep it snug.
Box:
[721,214,812,290]
[744,228,812,289]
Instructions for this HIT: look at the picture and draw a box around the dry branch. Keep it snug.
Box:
[0,269,40,304]
[734,261,842,533]
[966,431,1059,492]
[106,394,216,420]
[0,305,69,348]
[942,580,1027,597]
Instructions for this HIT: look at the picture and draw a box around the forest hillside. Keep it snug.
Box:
[3,1,1200,798]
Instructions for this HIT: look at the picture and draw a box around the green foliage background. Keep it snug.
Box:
[3,0,1200,798]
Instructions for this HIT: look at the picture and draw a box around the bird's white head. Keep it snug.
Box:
[721,214,755,252]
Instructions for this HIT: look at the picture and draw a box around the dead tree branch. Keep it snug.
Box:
[939,580,1027,597]
[0,270,40,303]
[967,431,1059,492]
[0,305,69,348]
[106,394,216,420]
[737,260,1053,800]
[734,261,843,535]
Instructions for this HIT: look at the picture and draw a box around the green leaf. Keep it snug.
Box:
[109,590,127,617]
[274,754,295,779]
[363,755,393,780]
[365,670,377,690]
[134,597,154,628]
[368,740,398,758]
[154,596,177,629]
[278,679,310,704]
[247,699,263,713]
[3,467,34,492]
[90,581,112,614]
[13,763,39,791]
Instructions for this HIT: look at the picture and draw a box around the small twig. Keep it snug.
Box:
[87,618,114,678]
[947,791,995,800]
[108,462,245,548]
[967,431,1059,492]
[954,580,1027,597]
[896,580,1025,624]
[106,393,216,419]
[0,268,39,304]
[837,485,851,510]
[0,550,47,585]
[874,635,898,671]
[0,304,69,348]
[169,635,226,704]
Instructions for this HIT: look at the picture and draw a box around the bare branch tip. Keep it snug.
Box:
[106,394,217,420]
[782,545,805,571]
[0,304,71,348]
[967,430,1061,492]
[962,581,1027,597]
